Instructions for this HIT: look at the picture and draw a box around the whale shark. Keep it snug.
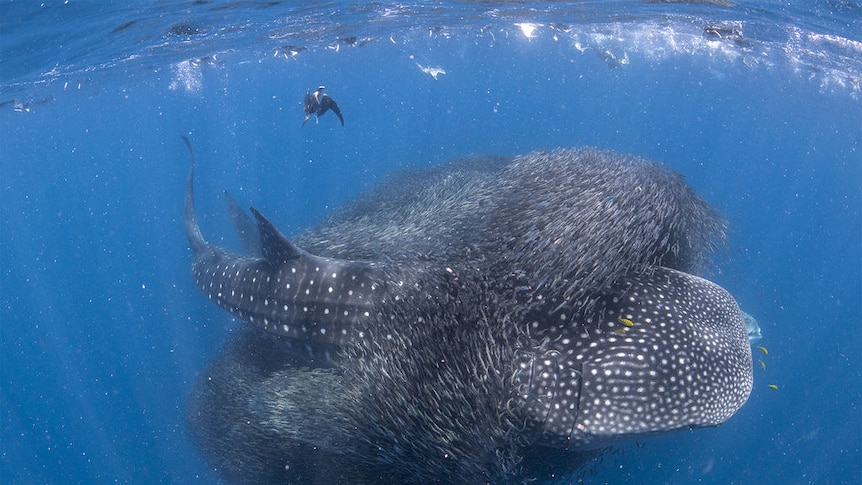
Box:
[183,139,753,483]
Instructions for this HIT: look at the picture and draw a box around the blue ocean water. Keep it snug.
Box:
[1,1,860,483]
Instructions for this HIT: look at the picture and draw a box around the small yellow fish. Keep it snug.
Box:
[617,317,634,327]
[613,329,628,335]
[757,345,769,355]
[768,384,779,390]
[758,359,766,370]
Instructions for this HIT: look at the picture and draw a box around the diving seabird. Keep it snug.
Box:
[302,86,344,127]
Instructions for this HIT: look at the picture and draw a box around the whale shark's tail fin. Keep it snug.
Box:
[183,136,207,255]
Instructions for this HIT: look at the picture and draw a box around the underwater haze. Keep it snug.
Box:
[1,1,860,484]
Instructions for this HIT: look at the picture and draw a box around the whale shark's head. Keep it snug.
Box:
[513,267,753,449]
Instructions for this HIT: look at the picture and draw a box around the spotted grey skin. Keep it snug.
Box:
[184,137,387,345]
[184,144,753,484]
[513,267,753,450]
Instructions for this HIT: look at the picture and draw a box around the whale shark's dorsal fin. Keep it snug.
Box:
[184,138,383,345]
[250,207,305,264]
[224,191,262,257]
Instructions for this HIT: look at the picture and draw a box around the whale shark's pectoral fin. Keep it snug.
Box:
[224,191,262,257]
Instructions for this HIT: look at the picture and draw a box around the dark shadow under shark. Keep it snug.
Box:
[183,137,753,484]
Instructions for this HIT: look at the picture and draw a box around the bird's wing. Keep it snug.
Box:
[321,94,344,126]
